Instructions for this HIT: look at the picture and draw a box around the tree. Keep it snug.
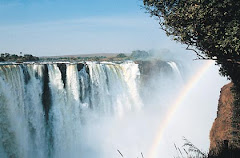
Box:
[143,0,240,87]
[131,50,150,59]
[0,53,39,62]
[116,53,127,58]
[0,57,4,62]
[143,0,240,150]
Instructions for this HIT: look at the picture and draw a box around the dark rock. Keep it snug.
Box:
[42,64,52,122]
[57,63,67,88]
[77,63,84,71]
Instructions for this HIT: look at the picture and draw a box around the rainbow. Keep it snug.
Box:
[147,60,214,158]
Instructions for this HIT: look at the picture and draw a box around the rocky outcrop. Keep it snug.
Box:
[136,60,173,84]
[210,82,240,153]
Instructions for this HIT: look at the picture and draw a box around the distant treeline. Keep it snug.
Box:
[0,50,153,62]
[41,50,152,62]
[0,53,39,62]
[42,56,108,62]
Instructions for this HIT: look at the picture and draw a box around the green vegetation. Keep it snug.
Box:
[40,56,107,62]
[0,53,39,62]
[0,51,153,63]
[131,50,150,59]
[143,0,240,156]
[116,53,127,58]
[143,0,240,87]
[42,51,151,62]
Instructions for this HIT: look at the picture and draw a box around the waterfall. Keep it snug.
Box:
[0,61,182,158]
[87,62,142,116]
[0,64,47,158]
[167,61,183,81]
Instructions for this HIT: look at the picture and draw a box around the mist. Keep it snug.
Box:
[0,51,228,158]
[0,1,230,157]
[71,52,228,158]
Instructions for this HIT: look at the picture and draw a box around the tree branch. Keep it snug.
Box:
[186,45,208,59]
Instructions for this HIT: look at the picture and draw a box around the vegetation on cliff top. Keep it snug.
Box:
[0,53,39,62]
[0,50,158,63]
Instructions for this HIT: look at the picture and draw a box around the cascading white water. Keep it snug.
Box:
[0,61,154,158]
[167,61,183,82]
[0,60,184,158]
[0,64,47,158]
[87,62,142,116]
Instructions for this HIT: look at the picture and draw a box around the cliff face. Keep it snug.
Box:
[136,60,173,82]
[210,82,240,152]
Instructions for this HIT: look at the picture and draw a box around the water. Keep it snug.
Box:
[0,61,182,158]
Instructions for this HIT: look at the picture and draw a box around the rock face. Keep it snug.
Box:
[210,82,240,152]
[136,60,173,83]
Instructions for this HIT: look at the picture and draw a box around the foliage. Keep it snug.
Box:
[41,56,107,62]
[172,138,207,158]
[143,0,240,87]
[131,50,150,59]
[182,137,207,157]
[116,53,127,58]
[0,53,39,62]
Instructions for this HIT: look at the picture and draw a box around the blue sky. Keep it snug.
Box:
[0,0,187,56]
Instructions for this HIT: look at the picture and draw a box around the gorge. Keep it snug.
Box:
[0,59,228,158]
